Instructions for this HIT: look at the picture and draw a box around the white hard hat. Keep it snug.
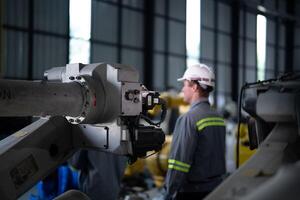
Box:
[177,63,215,88]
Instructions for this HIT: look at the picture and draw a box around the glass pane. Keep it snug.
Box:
[218,3,231,33]
[257,14,267,81]
[34,0,69,34]
[168,56,186,90]
[170,0,186,20]
[186,0,200,63]
[201,29,214,61]
[121,49,144,81]
[218,34,231,64]
[4,0,29,27]
[246,41,256,68]
[201,0,214,28]
[4,30,28,78]
[33,35,67,79]
[69,39,90,63]
[169,21,186,54]
[69,0,91,40]
[122,10,144,48]
[91,44,117,63]
[91,1,117,43]
[69,0,91,63]
[154,17,165,52]
[153,53,165,90]
[217,65,232,93]
[246,13,256,39]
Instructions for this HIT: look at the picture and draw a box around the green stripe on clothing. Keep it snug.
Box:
[168,164,190,173]
[197,121,225,131]
[168,159,191,168]
[196,117,225,126]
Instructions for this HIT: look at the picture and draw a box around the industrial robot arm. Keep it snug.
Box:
[0,63,166,199]
[206,75,300,200]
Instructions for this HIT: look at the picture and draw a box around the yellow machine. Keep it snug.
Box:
[124,159,146,177]
[148,92,188,116]
[237,123,256,166]
[123,136,172,187]
[144,92,188,187]
[145,135,172,187]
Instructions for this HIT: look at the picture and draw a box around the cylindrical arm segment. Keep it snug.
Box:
[0,79,86,117]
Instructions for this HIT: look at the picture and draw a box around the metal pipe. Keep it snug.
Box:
[0,79,85,117]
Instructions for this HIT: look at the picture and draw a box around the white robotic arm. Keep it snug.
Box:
[0,63,166,199]
[206,75,300,200]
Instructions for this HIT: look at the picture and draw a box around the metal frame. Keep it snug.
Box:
[152,0,187,91]
[66,0,70,63]
[274,0,280,77]
[285,0,295,73]
[90,0,153,85]
[2,0,70,80]
[231,0,240,102]
[117,0,122,62]
[213,0,219,106]
[201,0,233,107]
[163,0,169,89]
[143,0,154,89]
[242,4,246,86]
[28,0,33,80]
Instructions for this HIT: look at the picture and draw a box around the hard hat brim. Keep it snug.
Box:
[177,77,185,82]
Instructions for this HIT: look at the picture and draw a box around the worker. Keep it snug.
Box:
[164,63,226,200]
[69,150,127,200]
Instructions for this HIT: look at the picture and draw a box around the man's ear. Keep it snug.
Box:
[192,83,198,92]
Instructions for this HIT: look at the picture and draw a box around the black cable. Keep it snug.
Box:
[140,98,167,126]
[143,151,157,158]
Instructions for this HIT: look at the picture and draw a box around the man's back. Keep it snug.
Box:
[166,99,226,195]
[183,100,226,192]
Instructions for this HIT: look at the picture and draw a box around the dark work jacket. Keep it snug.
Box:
[165,98,226,199]
[69,150,127,200]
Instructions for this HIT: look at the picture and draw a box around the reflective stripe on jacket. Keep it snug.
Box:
[165,98,226,199]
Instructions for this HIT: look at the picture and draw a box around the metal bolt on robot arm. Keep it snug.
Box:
[0,63,166,199]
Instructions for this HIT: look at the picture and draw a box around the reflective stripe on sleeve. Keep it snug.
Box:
[168,159,191,173]
[196,117,225,126]
[196,117,225,131]
[197,121,225,131]
[168,164,189,173]
[168,159,190,168]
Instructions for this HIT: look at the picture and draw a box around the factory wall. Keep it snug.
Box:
[2,0,69,80]
[0,0,299,107]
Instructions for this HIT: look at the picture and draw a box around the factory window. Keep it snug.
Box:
[256,14,267,81]
[186,0,201,66]
[69,0,91,63]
